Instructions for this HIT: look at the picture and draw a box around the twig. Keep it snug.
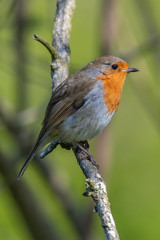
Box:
[33,34,61,61]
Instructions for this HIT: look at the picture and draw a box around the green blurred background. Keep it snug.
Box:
[0,0,160,239]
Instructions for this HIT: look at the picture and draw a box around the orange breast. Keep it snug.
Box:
[96,70,128,114]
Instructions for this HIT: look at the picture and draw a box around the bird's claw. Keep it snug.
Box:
[75,142,99,169]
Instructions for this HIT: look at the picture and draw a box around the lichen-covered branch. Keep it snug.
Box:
[72,147,120,240]
[52,0,76,89]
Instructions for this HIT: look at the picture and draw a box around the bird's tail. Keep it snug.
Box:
[17,130,45,180]
[17,141,41,180]
[18,128,57,179]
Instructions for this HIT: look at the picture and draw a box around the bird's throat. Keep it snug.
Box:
[97,71,127,114]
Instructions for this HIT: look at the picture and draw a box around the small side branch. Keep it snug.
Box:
[33,34,61,61]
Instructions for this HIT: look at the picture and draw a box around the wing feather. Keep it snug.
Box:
[38,74,96,143]
[18,72,96,178]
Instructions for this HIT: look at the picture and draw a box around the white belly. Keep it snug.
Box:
[58,81,115,142]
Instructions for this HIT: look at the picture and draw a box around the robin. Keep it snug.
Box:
[18,55,139,178]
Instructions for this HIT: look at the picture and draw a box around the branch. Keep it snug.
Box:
[33,34,61,61]
[34,0,120,239]
[51,0,76,89]
[72,147,120,240]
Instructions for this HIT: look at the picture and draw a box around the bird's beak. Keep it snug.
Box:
[126,67,139,73]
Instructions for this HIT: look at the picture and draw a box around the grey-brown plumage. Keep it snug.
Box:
[18,56,139,179]
[18,69,96,178]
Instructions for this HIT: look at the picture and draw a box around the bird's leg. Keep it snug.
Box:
[40,141,72,159]
[81,140,90,150]
[40,140,59,159]
[75,142,99,169]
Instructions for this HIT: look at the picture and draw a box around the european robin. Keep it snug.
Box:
[18,56,139,178]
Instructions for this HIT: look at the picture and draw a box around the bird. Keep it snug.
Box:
[18,55,139,178]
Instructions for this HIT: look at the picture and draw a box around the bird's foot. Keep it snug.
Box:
[79,140,90,150]
[75,142,99,169]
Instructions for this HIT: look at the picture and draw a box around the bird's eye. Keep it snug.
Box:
[112,64,118,70]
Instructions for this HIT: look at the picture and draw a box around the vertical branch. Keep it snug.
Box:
[51,0,76,89]
[72,148,120,240]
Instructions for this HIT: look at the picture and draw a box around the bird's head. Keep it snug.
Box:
[94,56,139,113]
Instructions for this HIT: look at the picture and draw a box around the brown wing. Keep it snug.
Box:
[41,80,94,139]
[18,72,96,178]
[18,71,96,179]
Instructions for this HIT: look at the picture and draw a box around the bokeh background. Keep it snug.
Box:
[0,0,160,239]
